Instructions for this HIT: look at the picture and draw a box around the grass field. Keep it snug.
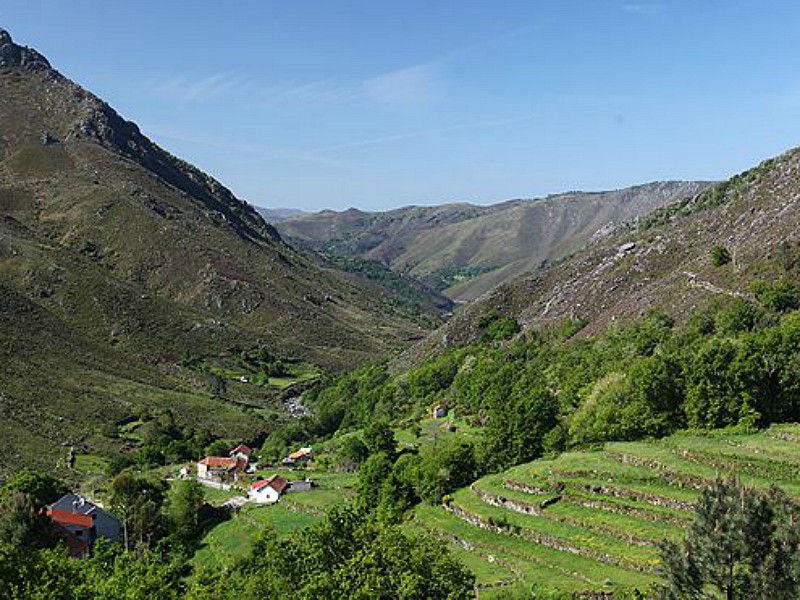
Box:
[193,470,357,569]
[193,504,320,569]
[412,423,800,597]
[395,414,484,448]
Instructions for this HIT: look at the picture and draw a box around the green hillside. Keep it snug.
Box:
[0,28,438,474]
[413,424,800,597]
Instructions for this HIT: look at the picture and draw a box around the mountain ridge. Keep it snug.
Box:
[274,181,713,302]
[394,148,799,370]
[0,27,436,472]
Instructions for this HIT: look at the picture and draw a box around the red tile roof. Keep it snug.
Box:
[199,456,238,468]
[231,444,252,456]
[47,508,93,528]
[251,475,289,494]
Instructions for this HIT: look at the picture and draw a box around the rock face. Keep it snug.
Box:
[0,28,50,70]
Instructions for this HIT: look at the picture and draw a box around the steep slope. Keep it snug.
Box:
[274,182,711,302]
[0,27,432,366]
[0,28,433,472]
[400,147,799,365]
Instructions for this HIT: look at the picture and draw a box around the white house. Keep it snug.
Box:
[230,443,253,463]
[248,475,289,504]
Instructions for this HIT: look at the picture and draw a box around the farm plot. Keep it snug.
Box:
[413,423,800,596]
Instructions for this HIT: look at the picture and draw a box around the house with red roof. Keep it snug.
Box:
[197,455,247,484]
[46,507,95,557]
[45,493,121,557]
[248,475,289,504]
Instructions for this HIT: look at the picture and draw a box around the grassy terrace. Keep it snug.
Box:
[413,423,800,596]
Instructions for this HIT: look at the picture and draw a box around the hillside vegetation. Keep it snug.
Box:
[404,148,800,364]
[274,181,711,302]
[0,28,435,474]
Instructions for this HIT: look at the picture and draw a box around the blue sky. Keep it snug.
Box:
[3,1,800,211]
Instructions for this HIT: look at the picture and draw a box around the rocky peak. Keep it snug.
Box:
[0,27,51,70]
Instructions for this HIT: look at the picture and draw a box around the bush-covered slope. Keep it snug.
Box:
[399,147,800,367]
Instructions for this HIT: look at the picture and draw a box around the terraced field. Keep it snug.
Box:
[412,424,800,597]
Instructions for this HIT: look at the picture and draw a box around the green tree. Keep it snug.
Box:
[660,477,800,599]
[0,492,54,549]
[109,472,166,550]
[418,441,478,504]
[336,435,369,472]
[1,471,68,508]
[168,479,205,544]
[751,279,800,313]
[362,419,397,460]
[358,452,393,509]
[204,439,231,457]
[480,385,557,471]
[714,298,766,334]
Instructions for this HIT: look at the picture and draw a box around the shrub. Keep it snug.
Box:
[751,279,800,313]
[710,245,731,266]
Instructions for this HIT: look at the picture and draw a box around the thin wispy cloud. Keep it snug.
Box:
[150,71,248,103]
[310,114,538,154]
[438,23,545,64]
[144,126,349,169]
[359,62,443,106]
[255,79,357,106]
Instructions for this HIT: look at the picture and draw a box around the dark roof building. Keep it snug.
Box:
[48,493,122,544]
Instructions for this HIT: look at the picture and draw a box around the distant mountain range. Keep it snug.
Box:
[397,149,797,368]
[272,181,713,302]
[256,207,308,223]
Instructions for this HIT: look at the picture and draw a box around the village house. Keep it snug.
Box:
[196,455,247,484]
[248,475,289,504]
[46,508,94,557]
[230,443,253,464]
[430,404,447,419]
[46,493,122,556]
[282,446,313,466]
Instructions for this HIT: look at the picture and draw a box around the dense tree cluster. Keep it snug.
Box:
[660,477,800,599]
[190,505,475,599]
[303,287,800,476]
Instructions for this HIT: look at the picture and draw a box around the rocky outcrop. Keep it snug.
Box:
[0,28,50,70]
[0,26,277,246]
